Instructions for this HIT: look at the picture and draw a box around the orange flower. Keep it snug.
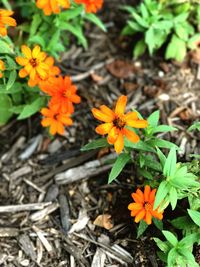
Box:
[41,104,73,135]
[0,59,5,78]
[28,57,60,88]
[16,45,49,86]
[128,185,163,225]
[74,0,103,13]
[40,76,81,114]
[36,0,70,15]
[91,95,148,154]
[0,9,17,36]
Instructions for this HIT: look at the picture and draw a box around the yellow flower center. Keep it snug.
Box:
[144,202,152,211]
[113,116,126,129]
[30,58,38,67]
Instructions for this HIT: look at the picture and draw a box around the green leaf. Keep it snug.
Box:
[59,5,83,20]
[84,13,106,32]
[187,209,200,227]
[153,125,177,133]
[167,248,177,266]
[0,39,13,54]
[154,181,169,209]
[147,138,179,150]
[165,34,187,62]
[153,218,163,231]
[127,20,144,32]
[125,139,156,153]
[169,187,177,210]
[188,34,200,50]
[138,168,153,180]
[133,39,146,58]
[175,23,189,41]
[17,97,44,120]
[81,138,109,151]
[0,94,13,125]
[188,122,200,132]
[170,216,194,230]
[147,110,160,127]
[137,220,148,238]
[162,230,178,247]
[179,233,200,248]
[163,147,177,178]
[30,14,42,37]
[156,147,166,168]
[108,153,131,183]
[153,238,169,253]
[6,70,17,90]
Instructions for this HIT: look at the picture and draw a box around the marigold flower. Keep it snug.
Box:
[0,9,17,36]
[41,104,73,135]
[36,0,70,15]
[91,95,148,154]
[28,57,60,88]
[74,0,103,13]
[128,185,163,225]
[16,45,49,86]
[0,59,5,78]
[40,76,81,114]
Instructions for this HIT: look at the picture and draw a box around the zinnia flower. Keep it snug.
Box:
[41,104,73,135]
[16,45,49,86]
[128,185,163,225]
[0,59,5,78]
[29,57,60,88]
[74,0,103,13]
[36,0,70,15]
[91,95,148,154]
[0,9,17,36]
[40,76,81,114]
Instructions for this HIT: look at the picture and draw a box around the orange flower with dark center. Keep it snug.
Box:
[28,57,61,88]
[91,95,148,154]
[128,185,163,225]
[40,76,81,114]
[74,0,103,13]
[16,45,49,85]
[0,60,5,78]
[41,104,73,135]
[36,0,70,15]
[0,9,17,36]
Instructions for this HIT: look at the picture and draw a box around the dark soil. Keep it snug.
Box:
[0,0,200,266]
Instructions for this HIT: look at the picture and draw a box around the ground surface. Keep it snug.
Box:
[0,1,200,266]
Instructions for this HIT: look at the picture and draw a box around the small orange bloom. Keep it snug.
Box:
[40,76,81,114]
[36,0,70,15]
[128,185,163,225]
[16,45,49,86]
[74,0,103,13]
[91,95,148,154]
[41,104,73,135]
[0,59,5,78]
[0,9,17,36]
[29,57,60,88]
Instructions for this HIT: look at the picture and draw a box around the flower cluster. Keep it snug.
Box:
[0,60,5,78]
[16,45,80,135]
[36,0,103,15]
[92,95,148,153]
[128,185,163,225]
[0,9,16,36]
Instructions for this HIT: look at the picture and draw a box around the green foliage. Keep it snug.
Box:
[122,0,200,61]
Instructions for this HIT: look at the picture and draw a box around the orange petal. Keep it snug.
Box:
[1,16,16,26]
[107,126,119,144]
[131,193,144,203]
[114,132,124,154]
[32,45,41,58]
[123,128,140,143]
[126,119,148,129]
[19,68,28,78]
[0,26,7,36]
[149,189,156,203]
[21,45,32,59]
[151,209,163,220]
[131,209,140,217]
[124,111,138,121]
[41,118,52,127]
[144,185,151,202]
[95,122,113,135]
[128,203,143,211]
[58,115,73,126]
[135,209,145,223]
[135,189,144,202]
[115,95,127,115]
[144,211,152,225]
[100,105,115,120]
[49,120,58,135]
[16,56,29,66]
[92,108,114,123]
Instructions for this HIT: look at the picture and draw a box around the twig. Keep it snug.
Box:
[0,202,52,213]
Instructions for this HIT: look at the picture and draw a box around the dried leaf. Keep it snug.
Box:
[106,60,135,79]
[91,72,104,82]
[93,214,113,230]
